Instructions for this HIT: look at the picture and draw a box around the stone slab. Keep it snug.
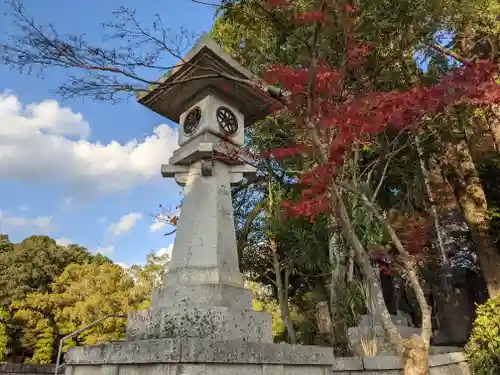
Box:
[330,357,363,371]
[362,356,403,370]
[429,346,463,355]
[126,306,272,343]
[151,283,253,309]
[0,364,55,374]
[65,339,181,365]
[63,363,470,375]
[430,363,470,375]
[66,338,335,366]
[65,364,326,375]
[428,352,466,367]
[180,340,335,365]
[167,133,246,167]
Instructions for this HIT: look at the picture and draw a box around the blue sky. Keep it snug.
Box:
[0,1,217,267]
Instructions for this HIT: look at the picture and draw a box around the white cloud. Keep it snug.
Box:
[108,213,143,236]
[97,245,115,254]
[0,91,178,195]
[18,205,29,212]
[55,237,73,246]
[97,216,107,223]
[0,210,53,233]
[150,221,168,233]
[157,244,174,258]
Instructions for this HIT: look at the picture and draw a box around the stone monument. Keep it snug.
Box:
[64,36,337,375]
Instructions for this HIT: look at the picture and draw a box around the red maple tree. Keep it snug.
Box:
[251,0,500,373]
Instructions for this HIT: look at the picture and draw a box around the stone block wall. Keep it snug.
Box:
[65,351,470,375]
[0,354,469,375]
[0,364,55,375]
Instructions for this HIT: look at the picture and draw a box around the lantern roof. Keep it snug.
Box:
[137,35,281,126]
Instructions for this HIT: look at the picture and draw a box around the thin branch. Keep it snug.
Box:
[371,140,412,203]
[0,1,289,102]
[164,229,177,236]
[190,0,221,6]
[237,199,266,259]
[428,43,470,66]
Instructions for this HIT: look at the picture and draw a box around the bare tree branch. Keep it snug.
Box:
[190,0,221,6]
[0,0,288,102]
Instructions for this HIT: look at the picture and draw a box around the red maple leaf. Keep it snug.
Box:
[258,3,500,224]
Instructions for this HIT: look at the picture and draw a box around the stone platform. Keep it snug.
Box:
[64,338,469,375]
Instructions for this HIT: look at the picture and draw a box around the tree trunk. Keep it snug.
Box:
[347,247,354,283]
[328,218,350,355]
[428,157,478,344]
[414,133,448,264]
[330,182,433,375]
[440,138,500,297]
[487,105,500,152]
[237,200,265,261]
[271,242,297,344]
[467,107,500,163]
[315,300,332,335]
[311,128,431,368]
[328,184,405,353]
[402,335,430,375]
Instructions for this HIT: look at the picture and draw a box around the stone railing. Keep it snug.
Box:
[0,364,55,375]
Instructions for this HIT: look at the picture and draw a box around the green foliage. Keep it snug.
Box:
[445,0,500,37]
[466,296,500,375]
[49,262,134,345]
[128,250,170,307]
[11,262,148,362]
[289,292,320,345]
[0,308,10,363]
[0,234,167,363]
[10,292,55,363]
[478,154,500,250]
[29,320,54,365]
[0,236,110,306]
[248,282,317,344]
[249,283,287,341]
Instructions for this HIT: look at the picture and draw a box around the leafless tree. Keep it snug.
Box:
[0,0,267,102]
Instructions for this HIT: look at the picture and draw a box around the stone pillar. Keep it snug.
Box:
[126,160,272,343]
[153,160,246,308]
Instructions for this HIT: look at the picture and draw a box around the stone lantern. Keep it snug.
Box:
[124,35,282,343]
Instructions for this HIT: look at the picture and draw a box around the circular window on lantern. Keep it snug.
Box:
[216,106,238,136]
[183,106,202,136]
